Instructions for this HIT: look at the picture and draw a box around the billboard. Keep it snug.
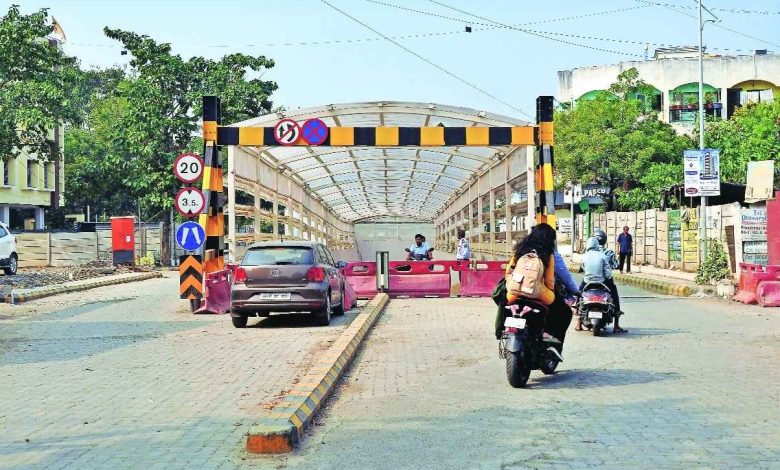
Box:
[683,149,721,197]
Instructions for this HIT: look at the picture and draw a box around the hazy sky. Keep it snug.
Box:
[11,0,780,120]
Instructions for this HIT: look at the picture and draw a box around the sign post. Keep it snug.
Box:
[684,148,720,263]
[174,151,205,307]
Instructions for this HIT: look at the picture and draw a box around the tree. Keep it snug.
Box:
[0,5,77,161]
[701,100,780,184]
[63,28,278,218]
[554,68,693,210]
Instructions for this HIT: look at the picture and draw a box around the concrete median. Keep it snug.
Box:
[245,292,390,454]
[3,271,163,304]
[565,261,692,297]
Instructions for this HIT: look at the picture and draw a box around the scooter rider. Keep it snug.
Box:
[577,233,627,334]
[407,234,433,261]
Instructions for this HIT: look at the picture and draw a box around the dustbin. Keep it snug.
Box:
[111,216,135,265]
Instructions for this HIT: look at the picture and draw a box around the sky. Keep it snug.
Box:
[10,0,780,121]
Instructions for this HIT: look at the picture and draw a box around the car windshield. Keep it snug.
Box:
[242,247,314,266]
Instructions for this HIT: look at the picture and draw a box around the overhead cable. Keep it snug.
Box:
[319,0,535,119]
[634,0,780,48]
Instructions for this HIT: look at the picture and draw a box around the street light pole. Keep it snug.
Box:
[697,0,708,264]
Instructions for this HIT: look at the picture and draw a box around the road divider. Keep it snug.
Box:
[565,261,692,297]
[245,293,390,454]
[3,271,163,304]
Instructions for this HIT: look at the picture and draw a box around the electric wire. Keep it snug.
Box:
[640,1,780,15]
[634,0,780,48]
[319,0,534,119]
[370,0,644,57]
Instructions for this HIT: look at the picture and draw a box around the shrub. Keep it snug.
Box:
[695,239,731,285]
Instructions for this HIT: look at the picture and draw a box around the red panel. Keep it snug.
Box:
[388,261,453,298]
[195,270,230,314]
[342,262,378,299]
[111,217,135,252]
[767,191,780,265]
[756,281,780,307]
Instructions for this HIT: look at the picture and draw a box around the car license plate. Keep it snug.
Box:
[588,311,603,319]
[504,317,526,329]
[258,293,291,300]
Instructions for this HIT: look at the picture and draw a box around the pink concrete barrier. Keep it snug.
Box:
[388,260,455,298]
[458,261,508,297]
[756,280,780,308]
[196,270,231,314]
[343,262,379,299]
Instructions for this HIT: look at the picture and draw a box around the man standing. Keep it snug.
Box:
[617,226,633,274]
[456,229,471,262]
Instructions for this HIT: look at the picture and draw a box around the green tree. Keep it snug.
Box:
[0,5,77,160]
[64,28,277,216]
[555,68,693,210]
[701,100,780,184]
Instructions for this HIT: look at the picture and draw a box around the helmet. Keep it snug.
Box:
[593,228,607,246]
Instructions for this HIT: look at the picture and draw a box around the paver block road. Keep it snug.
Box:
[271,283,780,470]
[0,273,361,469]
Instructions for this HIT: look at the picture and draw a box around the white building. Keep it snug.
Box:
[558,48,780,132]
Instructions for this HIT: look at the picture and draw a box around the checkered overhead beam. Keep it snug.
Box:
[216,125,537,147]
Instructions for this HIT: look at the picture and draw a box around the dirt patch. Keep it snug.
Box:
[0,261,136,290]
[258,339,336,412]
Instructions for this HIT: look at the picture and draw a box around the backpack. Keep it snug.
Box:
[506,251,545,300]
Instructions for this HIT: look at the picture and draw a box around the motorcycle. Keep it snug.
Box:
[578,282,616,336]
[404,247,434,261]
[499,299,564,388]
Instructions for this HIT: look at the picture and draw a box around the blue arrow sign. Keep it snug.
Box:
[176,221,206,251]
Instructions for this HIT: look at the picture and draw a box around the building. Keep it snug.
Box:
[557,48,780,132]
[0,31,66,231]
[0,125,64,230]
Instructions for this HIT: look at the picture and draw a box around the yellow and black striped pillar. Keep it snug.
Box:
[200,96,225,274]
[535,96,556,228]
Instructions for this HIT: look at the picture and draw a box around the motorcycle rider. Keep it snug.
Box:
[548,249,581,345]
[576,234,627,334]
[407,233,433,261]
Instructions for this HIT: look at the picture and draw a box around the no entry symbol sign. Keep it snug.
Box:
[301,118,329,145]
[274,119,301,146]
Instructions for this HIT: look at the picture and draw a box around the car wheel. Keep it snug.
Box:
[332,288,346,316]
[231,315,248,328]
[314,291,331,326]
[3,254,17,276]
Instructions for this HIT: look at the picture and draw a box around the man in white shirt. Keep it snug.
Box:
[456,229,471,261]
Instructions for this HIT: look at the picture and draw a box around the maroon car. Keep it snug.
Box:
[230,242,348,328]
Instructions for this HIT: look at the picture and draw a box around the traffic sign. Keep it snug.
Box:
[174,153,204,183]
[274,119,301,146]
[176,221,206,251]
[175,187,206,218]
[179,254,203,299]
[301,118,329,145]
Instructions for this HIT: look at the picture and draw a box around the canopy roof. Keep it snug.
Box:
[232,101,530,222]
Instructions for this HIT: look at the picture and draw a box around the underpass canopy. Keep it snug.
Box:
[230,101,531,222]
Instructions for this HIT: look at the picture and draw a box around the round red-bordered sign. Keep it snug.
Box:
[174,153,204,183]
[174,187,206,218]
[301,118,329,145]
[274,119,302,146]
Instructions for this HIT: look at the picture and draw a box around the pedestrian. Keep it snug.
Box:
[617,226,633,273]
[456,229,471,262]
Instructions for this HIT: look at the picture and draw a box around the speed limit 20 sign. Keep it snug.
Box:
[175,187,206,217]
[174,153,204,183]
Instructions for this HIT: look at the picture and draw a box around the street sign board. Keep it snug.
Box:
[179,254,203,299]
[175,187,206,218]
[274,119,301,146]
[683,149,721,197]
[176,221,206,251]
[301,118,329,145]
[174,152,204,183]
